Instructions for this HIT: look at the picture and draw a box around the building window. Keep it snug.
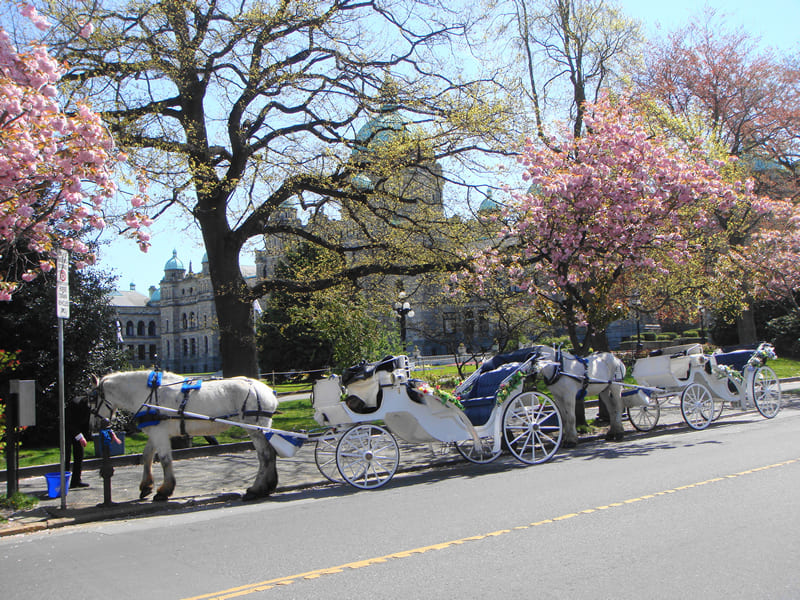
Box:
[190,338,196,356]
[478,310,489,334]
[148,321,156,336]
[149,344,157,359]
[189,312,196,328]
[182,339,188,357]
[138,345,145,360]
[165,319,169,333]
[182,313,188,330]
[204,336,208,355]
[203,314,207,328]
[443,312,456,334]
[166,341,170,358]
[464,310,474,337]
[137,321,145,336]
[126,321,135,337]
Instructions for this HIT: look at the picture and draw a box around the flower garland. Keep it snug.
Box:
[711,363,744,384]
[495,370,526,405]
[415,382,464,410]
[747,343,777,368]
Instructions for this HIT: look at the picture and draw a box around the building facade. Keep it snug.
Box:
[111,250,261,373]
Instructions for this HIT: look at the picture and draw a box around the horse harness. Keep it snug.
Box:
[536,349,617,403]
[134,371,274,434]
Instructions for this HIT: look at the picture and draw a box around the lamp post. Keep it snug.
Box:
[699,304,706,344]
[393,292,415,346]
[629,294,643,354]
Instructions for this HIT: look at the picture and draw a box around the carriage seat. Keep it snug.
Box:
[709,349,755,373]
[341,355,405,412]
[461,362,521,426]
[633,343,704,387]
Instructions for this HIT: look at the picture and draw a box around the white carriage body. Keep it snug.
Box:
[312,357,498,445]
[631,343,705,390]
[314,371,480,443]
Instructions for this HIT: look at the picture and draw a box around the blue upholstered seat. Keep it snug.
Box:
[461,362,520,426]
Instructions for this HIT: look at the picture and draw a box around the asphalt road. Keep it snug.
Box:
[2,405,799,600]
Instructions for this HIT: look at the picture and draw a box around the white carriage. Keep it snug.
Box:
[627,342,782,431]
[311,350,564,489]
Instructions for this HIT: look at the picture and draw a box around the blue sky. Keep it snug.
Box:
[97,0,799,293]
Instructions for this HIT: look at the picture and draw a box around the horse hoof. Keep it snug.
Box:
[140,489,152,500]
[153,493,169,502]
[243,490,268,502]
[605,431,624,442]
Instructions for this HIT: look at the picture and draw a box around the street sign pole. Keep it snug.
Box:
[56,250,69,509]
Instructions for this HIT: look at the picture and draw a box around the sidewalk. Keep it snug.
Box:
[0,436,463,537]
[3,386,798,537]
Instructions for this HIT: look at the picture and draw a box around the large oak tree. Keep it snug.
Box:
[43,0,506,376]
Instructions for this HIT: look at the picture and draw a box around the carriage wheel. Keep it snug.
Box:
[627,400,660,432]
[314,430,344,483]
[502,392,563,465]
[455,436,501,464]
[753,366,781,419]
[680,383,714,430]
[712,397,725,421]
[335,424,399,490]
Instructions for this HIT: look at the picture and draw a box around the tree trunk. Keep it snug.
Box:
[592,329,610,352]
[737,306,758,346]
[198,205,259,379]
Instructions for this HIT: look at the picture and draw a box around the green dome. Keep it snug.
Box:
[478,191,500,213]
[164,249,185,271]
[354,107,408,150]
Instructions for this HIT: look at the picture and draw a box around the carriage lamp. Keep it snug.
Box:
[393,292,415,344]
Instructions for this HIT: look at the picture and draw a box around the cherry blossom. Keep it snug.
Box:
[0,6,150,298]
[467,94,767,351]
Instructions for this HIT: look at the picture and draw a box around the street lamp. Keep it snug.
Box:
[629,294,643,354]
[698,303,706,344]
[393,292,415,345]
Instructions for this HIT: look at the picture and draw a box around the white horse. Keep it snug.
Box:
[534,349,627,447]
[93,370,279,502]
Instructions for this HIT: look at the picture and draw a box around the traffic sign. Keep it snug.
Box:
[56,249,69,319]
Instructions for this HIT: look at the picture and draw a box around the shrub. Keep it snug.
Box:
[765,313,800,358]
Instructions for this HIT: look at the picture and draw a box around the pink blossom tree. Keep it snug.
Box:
[471,94,766,353]
[0,4,149,300]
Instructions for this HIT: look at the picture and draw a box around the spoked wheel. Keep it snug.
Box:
[627,400,660,432]
[753,366,781,419]
[455,436,501,464]
[335,424,399,490]
[502,392,563,465]
[680,383,715,430]
[314,430,344,483]
[712,397,725,421]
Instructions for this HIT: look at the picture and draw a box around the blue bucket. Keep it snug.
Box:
[45,472,71,498]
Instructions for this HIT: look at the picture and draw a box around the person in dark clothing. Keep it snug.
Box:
[65,396,92,488]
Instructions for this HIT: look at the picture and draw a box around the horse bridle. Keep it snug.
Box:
[88,378,116,426]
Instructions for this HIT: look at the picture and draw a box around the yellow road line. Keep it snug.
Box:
[182,457,799,600]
